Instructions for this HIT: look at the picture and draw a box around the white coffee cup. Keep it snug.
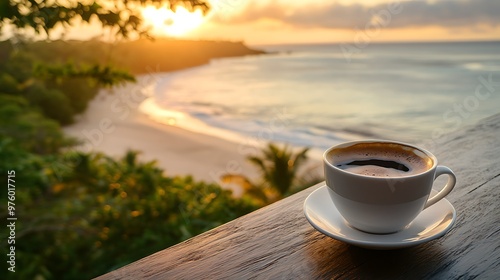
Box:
[324,140,456,234]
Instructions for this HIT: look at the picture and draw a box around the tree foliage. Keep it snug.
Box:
[0,1,274,279]
[34,61,135,87]
[248,143,311,196]
[0,48,86,125]
[0,88,76,153]
[0,146,259,279]
[0,0,209,39]
[0,61,260,277]
[0,0,210,93]
[0,40,260,277]
[223,143,322,204]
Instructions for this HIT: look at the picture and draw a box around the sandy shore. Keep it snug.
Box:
[64,77,266,195]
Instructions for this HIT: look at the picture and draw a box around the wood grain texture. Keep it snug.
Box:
[96,114,500,280]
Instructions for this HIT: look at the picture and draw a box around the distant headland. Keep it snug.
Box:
[0,38,266,75]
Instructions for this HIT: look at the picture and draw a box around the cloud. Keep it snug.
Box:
[218,0,500,30]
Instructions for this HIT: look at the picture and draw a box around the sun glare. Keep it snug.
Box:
[141,6,204,37]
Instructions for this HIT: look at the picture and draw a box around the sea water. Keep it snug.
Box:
[139,41,500,156]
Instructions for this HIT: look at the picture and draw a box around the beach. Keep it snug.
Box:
[64,76,314,195]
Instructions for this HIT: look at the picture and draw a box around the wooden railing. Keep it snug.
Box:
[95,114,500,279]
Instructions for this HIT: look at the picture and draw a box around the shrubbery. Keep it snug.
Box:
[0,1,270,278]
[0,41,259,279]
[0,36,314,279]
[0,148,258,279]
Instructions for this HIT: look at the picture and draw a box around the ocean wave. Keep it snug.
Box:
[138,95,360,153]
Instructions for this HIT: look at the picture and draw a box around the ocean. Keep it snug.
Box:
[139,41,500,156]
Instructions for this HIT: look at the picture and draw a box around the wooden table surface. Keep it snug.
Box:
[96,114,500,279]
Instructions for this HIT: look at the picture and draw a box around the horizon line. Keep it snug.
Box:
[252,38,500,47]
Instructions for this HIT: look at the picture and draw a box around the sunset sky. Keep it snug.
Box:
[189,0,500,45]
[10,0,500,45]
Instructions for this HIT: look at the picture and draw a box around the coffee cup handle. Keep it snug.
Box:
[424,166,456,209]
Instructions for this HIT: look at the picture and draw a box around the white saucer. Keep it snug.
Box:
[303,184,456,250]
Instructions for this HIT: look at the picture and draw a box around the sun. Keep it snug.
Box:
[141,6,205,37]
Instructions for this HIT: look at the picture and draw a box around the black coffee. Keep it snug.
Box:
[330,142,432,177]
[338,159,409,172]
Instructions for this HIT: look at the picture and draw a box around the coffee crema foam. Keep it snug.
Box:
[329,142,433,177]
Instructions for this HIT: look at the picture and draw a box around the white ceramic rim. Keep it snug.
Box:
[323,139,439,180]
